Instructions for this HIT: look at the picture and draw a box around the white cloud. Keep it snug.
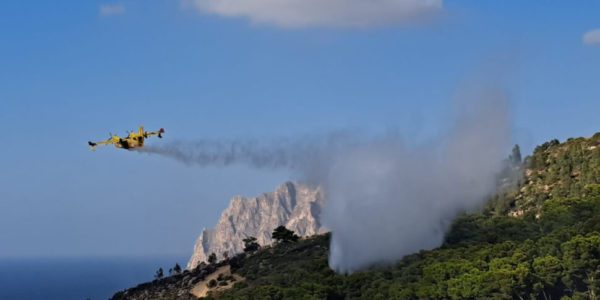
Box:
[188,0,443,28]
[583,29,600,46]
[99,4,126,17]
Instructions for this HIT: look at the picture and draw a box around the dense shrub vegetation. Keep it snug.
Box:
[205,134,600,300]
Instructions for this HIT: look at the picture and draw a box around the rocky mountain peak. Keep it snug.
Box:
[187,181,325,270]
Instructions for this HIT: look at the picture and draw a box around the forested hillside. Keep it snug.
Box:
[208,133,600,300]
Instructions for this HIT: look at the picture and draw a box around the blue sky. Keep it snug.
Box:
[0,0,598,258]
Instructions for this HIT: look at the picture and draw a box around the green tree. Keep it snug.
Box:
[173,263,182,275]
[243,237,260,253]
[561,234,600,294]
[208,279,217,288]
[532,255,563,300]
[154,267,164,280]
[208,252,218,264]
[447,269,483,299]
[272,226,299,243]
[510,144,522,166]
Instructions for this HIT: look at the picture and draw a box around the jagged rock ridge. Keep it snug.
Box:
[187,182,325,270]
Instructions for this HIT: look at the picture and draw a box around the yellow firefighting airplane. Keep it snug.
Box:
[88,127,164,151]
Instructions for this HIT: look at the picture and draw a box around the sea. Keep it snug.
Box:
[0,256,188,300]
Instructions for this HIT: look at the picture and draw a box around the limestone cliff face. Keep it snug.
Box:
[187,182,325,270]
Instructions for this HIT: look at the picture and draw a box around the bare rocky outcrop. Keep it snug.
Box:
[187,182,325,270]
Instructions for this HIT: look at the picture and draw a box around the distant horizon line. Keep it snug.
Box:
[0,253,191,261]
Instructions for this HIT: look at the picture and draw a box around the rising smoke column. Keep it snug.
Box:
[324,90,511,272]
[137,89,511,273]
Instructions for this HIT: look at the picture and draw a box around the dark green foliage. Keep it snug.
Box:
[154,267,164,280]
[173,263,182,275]
[272,225,299,243]
[243,236,260,253]
[215,235,337,300]
[208,253,218,264]
[208,134,600,299]
[208,279,217,288]
[523,135,600,206]
[510,144,522,166]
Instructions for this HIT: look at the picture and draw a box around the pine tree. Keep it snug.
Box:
[173,263,182,275]
[272,226,299,243]
[510,144,522,166]
[243,237,260,253]
[208,253,218,264]
[154,267,164,280]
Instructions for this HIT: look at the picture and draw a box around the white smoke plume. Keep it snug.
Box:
[325,90,511,272]
[137,88,511,273]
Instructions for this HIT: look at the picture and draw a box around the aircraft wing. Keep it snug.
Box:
[145,128,165,138]
[88,138,114,150]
